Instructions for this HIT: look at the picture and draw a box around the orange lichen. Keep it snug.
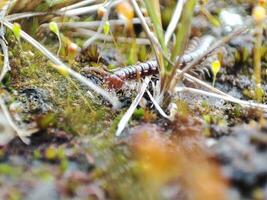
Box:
[129,122,228,200]
[259,0,266,6]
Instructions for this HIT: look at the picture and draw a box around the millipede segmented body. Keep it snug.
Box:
[105,35,215,89]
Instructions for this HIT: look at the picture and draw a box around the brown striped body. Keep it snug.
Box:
[105,35,215,89]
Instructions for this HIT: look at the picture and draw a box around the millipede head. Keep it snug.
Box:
[105,74,124,89]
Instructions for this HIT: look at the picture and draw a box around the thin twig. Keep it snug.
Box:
[163,0,196,93]
[116,77,150,136]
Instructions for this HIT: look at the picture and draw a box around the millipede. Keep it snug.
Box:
[105,35,215,89]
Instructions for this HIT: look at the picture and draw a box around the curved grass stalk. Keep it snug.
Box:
[116,77,150,136]
[0,96,38,144]
[182,70,232,98]
[146,89,169,119]
[175,87,267,111]
[0,0,13,82]
[0,39,10,82]
[3,19,121,109]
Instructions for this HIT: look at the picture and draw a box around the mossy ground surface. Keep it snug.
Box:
[2,1,267,199]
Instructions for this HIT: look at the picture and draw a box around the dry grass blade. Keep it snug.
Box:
[6,12,46,21]
[165,0,184,44]
[131,0,178,86]
[116,77,150,136]
[143,0,166,51]
[0,39,10,82]
[176,87,267,111]
[40,18,148,29]
[162,0,196,94]
[76,28,150,45]
[58,0,98,12]
[130,0,167,69]
[0,1,11,80]
[56,3,104,16]
[146,89,169,119]
[0,96,38,144]
[182,70,232,97]
[57,0,122,17]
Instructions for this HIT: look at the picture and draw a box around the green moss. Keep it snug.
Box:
[32,167,55,181]
[90,135,153,200]
[176,99,190,116]
[0,164,22,177]
[133,108,145,120]
[5,31,116,136]
[8,189,22,200]
[33,149,41,159]
[233,105,242,118]
[0,11,232,199]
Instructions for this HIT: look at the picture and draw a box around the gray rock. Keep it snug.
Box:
[26,181,59,200]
